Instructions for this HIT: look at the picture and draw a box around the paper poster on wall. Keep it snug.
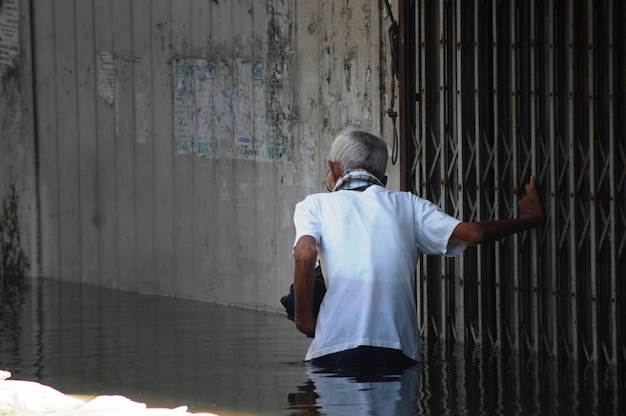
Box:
[0,0,19,67]
[172,58,284,161]
[252,62,267,154]
[234,62,255,157]
[194,59,217,156]
[173,59,195,154]
[215,60,234,159]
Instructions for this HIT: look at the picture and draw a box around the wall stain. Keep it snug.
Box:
[1,185,28,277]
[265,1,295,161]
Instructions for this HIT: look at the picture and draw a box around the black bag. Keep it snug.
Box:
[280,265,326,321]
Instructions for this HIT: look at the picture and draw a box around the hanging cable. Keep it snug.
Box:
[384,0,399,165]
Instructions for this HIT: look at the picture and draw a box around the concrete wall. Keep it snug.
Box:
[2,0,398,311]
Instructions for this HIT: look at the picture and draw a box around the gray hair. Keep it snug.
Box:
[329,129,388,180]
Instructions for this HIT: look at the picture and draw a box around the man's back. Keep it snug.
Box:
[294,185,462,361]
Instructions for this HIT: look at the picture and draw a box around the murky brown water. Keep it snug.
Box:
[1,277,623,415]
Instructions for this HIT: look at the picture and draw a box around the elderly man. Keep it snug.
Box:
[292,129,545,368]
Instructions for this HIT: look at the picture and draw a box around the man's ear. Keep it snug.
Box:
[328,161,344,187]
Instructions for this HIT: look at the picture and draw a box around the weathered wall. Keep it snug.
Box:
[0,0,35,279]
[28,0,397,310]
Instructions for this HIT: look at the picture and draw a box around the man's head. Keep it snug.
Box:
[329,129,388,182]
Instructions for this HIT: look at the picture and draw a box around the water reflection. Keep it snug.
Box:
[0,278,623,415]
[287,365,420,415]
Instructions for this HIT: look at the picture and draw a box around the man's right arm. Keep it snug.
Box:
[451,176,545,246]
[293,235,318,337]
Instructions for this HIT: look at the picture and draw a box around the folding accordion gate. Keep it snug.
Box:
[406,0,625,370]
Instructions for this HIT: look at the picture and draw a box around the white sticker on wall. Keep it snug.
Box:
[97,50,116,105]
[0,0,19,67]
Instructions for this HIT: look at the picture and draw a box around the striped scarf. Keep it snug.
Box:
[333,169,384,192]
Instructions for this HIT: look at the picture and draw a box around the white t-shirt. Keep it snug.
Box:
[293,185,465,361]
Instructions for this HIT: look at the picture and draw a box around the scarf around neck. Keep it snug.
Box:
[333,169,384,191]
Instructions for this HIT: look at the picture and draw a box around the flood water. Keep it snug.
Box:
[1,277,624,415]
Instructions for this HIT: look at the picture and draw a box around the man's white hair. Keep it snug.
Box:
[329,129,388,181]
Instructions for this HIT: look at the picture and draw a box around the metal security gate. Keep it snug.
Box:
[402,0,625,369]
